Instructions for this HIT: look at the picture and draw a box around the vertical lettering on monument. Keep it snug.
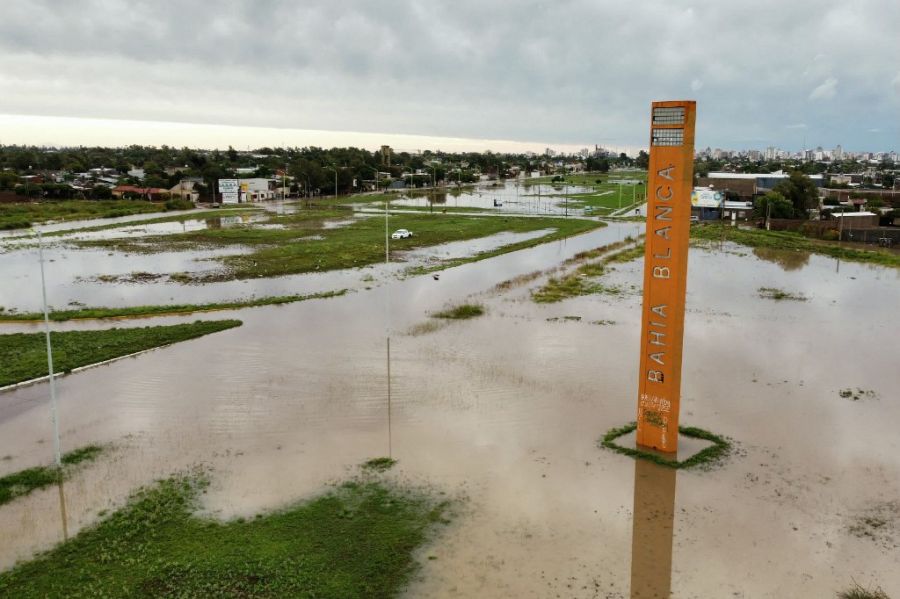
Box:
[636,101,696,453]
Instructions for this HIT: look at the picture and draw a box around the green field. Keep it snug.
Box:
[0,473,450,598]
[690,224,900,269]
[1,445,104,506]
[521,171,648,214]
[0,290,347,322]
[79,208,605,281]
[0,320,241,387]
[0,200,172,231]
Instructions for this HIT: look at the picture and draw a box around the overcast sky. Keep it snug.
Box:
[1,0,897,152]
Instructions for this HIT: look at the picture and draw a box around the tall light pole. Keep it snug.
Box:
[36,229,62,470]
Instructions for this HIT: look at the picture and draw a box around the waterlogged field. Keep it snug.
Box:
[0,208,897,596]
[0,190,604,313]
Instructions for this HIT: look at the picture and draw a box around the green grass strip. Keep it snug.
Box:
[0,319,241,387]
[0,290,348,322]
[0,474,450,598]
[431,304,484,320]
[600,422,731,470]
[0,200,167,231]
[532,242,642,303]
[0,445,104,506]
[691,224,900,269]
[404,217,604,276]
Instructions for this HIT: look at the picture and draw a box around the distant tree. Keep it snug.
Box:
[772,171,819,218]
[91,185,113,200]
[754,191,793,219]
[635,150,649,169]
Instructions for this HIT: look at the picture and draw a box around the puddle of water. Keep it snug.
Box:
[1,227,898,596]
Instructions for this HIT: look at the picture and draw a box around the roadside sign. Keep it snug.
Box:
[219,179,239,204]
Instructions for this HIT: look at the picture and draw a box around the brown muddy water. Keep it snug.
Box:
[1,227,898,597]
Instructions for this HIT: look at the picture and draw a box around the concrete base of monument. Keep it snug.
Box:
[599,422,732,469]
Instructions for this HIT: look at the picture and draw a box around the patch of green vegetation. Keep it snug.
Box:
[432,304,485,320]
[81,208,603,281]
[533,276,608,303]
[0,445,105,506]
[546,316,582,322]
[0,290,347,322]
[0,473,450,598]
[60,444,104,466]
[837,582,891,599]
[0,320,241,387]
[532,243,642,303]
[839,388,878,401]
[0,200,172,231]
[361,457,397,472]
[599,422,732,470]
[691,224,900,269]
[758,287,808,301]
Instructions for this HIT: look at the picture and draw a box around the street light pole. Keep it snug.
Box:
[36,229,62,471]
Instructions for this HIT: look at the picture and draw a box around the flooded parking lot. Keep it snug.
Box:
[0,221,898,597]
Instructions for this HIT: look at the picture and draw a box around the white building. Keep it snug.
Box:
[239,178,276,202]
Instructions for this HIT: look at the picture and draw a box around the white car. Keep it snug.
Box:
[391,229,413,239]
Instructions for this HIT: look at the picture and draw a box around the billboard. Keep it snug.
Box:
[690,188,723,208]
[218,179,239,204]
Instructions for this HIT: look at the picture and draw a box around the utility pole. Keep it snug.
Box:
[37,230,62,471]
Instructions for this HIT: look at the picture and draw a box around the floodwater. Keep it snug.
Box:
[386,182,595,215]
[0,206,257,239]
[1,226,899,597]
[0,217,616,313]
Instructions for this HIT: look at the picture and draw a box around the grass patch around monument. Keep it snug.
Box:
[691,224,900,269]
[0,290,347,322]
[0,445,105,507]
[0,320,241,387]
[0,472,451,598]
[600,422,731,470]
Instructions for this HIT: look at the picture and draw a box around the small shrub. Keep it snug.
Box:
[837,582,891,599]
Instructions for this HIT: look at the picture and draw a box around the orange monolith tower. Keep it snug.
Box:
[636,101,696,453]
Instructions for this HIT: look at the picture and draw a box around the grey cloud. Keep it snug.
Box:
[0,0,898,150]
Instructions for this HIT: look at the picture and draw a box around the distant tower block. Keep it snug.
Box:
[635,101,696,453]
[380,145,392,167]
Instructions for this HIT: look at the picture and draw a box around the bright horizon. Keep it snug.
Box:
[0,114,638,156]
